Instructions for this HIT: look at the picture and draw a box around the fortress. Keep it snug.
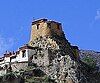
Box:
[0,19,81,83]
[30,19,63,41]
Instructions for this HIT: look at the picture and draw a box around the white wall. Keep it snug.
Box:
[4,57,10,63]
[0,60,5,67]
[0,60,4,65]
[16,49,28,62]
[11,58,17,62]
[0,70,6,76]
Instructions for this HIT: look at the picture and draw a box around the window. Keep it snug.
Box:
[22,50,26,58]
[57,23,61,30]
[57,24,60,30]
[37,24,40,29]
[47,23,51,28]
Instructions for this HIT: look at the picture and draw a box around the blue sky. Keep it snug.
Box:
[0,0,100,55]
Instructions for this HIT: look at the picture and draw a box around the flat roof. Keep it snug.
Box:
[32,19,47,25]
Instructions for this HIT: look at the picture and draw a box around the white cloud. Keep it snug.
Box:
[95,9,100,20]
[89,9,100,27]
[0,35,14,55]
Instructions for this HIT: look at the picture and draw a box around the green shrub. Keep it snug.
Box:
[82,56,96,68]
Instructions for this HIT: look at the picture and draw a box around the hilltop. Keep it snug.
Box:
[0,19,100,83]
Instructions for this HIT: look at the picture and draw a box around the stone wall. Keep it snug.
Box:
[11,62,28,72]
[28,33,83,83]
[0,69,6,76]
[32,49,50,67]
[30,19,64,41]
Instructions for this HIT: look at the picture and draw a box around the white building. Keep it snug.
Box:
[0,45,36,74]
[0,58,5,67]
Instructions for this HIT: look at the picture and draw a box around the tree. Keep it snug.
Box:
[82,56,96,68]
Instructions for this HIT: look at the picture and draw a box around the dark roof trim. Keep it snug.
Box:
[10,55,16,59]
[32,19,47,25]
[19,45,42,50]
[4,54,11,57]
[48,21,61,25]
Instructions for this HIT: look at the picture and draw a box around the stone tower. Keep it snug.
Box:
[29,19,70,52]
[30,19,63,41]
[28,19,85,83]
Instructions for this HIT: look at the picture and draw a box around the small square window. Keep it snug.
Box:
[47,23,51,28]
[37,24,40,29]
[57,24,60,30]
[22,50,26,58]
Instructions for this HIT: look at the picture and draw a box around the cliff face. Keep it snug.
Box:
[80,50,100,69]
[27,19,100,83]
[1,19,100,83]
[27,19,86,83]
[79,50,100,83]
[28,35,85,83]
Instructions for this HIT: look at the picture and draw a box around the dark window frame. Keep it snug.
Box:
[57,24,60,30]
[22,50,26,58]
[47,23,51,28]
[37,24,40,29]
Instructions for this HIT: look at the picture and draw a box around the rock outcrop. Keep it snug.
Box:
[80,50,100,70]
[28,19,86,83]
[1,19,100,83]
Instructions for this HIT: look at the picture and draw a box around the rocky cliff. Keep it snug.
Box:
[80,50,100,70]
[27,19,87,83]
[0,19,100,83]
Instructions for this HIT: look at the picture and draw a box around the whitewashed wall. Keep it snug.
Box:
[16,49,28,62]
[4,57,10,63]
[0,60,5,67]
